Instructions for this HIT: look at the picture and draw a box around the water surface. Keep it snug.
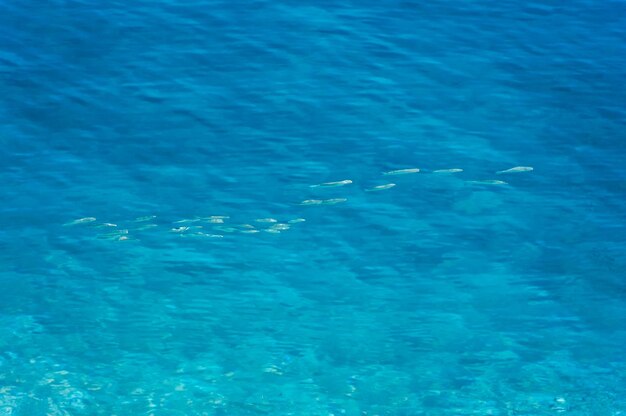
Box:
[1,0,626,414]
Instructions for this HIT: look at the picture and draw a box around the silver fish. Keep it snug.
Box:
[96,223,118,228]
[468,180,508,185]
[383,168,420,176]
[433,168,463,174]
[322,198,347,205]
[174,218,201,224]
[366,183,396,191]
[135,223,158,231]
[301,198,347,205]
[134,215,156,222]
[300,199,324,205]
[270,223,290,231]
[200,215,229,223]
[214,226,237,233]
[193,232,224,238]
[496,166,533,174]
[64,217,96,226]
[310,179,353,188]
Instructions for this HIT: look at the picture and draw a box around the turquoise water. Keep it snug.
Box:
[2,0,626,414]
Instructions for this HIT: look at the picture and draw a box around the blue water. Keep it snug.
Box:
[2,0,626,414]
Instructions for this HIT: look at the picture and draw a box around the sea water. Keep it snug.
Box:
[1,0,626,414]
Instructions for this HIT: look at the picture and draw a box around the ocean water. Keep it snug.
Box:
[1,0,626,414]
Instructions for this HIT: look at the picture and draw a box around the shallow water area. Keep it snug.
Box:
[1,0,626,415]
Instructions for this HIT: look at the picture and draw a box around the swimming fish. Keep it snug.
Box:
[202,215,229,223]
[301,198,347,205]
[96,223,118,228]
[310,179,353,188]
[135,223,158,231]
[433,168,463,174]
[206,234,224,238]
[214,226,237,233]
[191,232,224,238]
[255,218,278,223]
[383,168,420,176]
[366,183,396,192]
[468,180,508,186]
[263,365,283,375]
[183,231,219,238]
[134,215,156,222]
[322,198,347,205]
[174,218,201,224]
[98,228,129,240]
[496,166,533,174]
[288,218,306,224]
[270,223,290,231]
[171,226,189,233]
[300,199,324,205]
[64,217,96,226]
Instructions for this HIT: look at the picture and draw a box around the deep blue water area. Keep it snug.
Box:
[1,0,626,414]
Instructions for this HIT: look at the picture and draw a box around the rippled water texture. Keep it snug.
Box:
[1,0,626,414]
